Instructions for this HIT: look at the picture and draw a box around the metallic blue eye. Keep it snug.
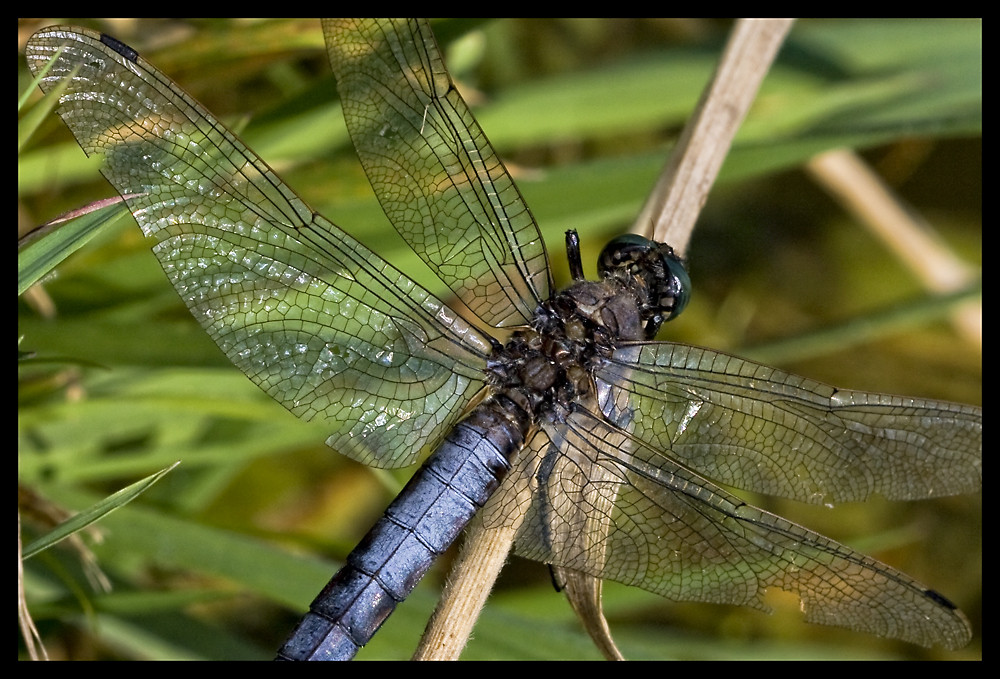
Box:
[598,234,690,335]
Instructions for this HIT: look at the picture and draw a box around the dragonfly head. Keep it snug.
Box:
[597,234,691,338]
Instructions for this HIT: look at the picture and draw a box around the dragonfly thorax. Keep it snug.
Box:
[484,233,691,427]
[485,274,651,426]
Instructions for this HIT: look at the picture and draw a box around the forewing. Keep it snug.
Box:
[596,343,981,504]
[26,26,493,468]
[489,408,972,649]
[323,19,551,328]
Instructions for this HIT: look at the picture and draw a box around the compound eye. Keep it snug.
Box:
[597,234,691,337]
[597,234,654,277]
[660,250,691,321]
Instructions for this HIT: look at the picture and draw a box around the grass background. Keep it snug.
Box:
[19,18,980,660]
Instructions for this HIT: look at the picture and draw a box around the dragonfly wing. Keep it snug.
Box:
[26,26,493,468]
[323,19,551,328]
[490,408,972,649]
[595,343,981,504]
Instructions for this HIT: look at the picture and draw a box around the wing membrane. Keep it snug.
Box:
[487,408,972,649]
[596,343,981,503]
[323,19,551,328]
[26,26,493,468]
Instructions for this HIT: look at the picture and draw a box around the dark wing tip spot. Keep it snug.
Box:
[924,588,958,610]
[100,33,139,63]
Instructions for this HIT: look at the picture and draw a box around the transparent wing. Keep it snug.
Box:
[26,26,494,468]
[484,408,973,649]
[323,18,551,328]
[595,343,981,504]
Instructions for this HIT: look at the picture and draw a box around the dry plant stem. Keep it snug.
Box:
[552,567,625,661]
[806,149,981,350]
[635,18,795,256]
[413,18,795,661]
[411,516,520,660]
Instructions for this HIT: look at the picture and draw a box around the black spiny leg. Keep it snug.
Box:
[565,230,585,281]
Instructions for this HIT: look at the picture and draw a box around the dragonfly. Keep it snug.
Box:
[24,19,980,660]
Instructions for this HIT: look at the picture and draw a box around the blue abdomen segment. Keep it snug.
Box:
[276,407,523,660]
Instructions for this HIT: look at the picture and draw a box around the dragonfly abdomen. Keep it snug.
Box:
[276,397,529,660]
